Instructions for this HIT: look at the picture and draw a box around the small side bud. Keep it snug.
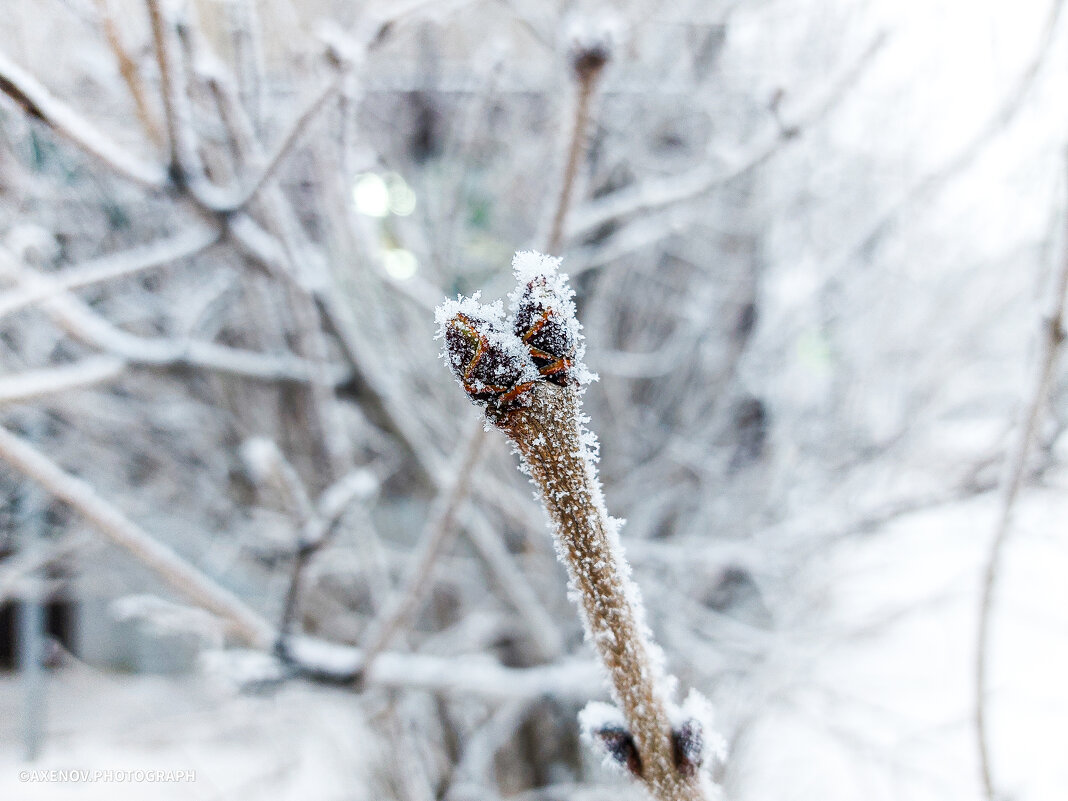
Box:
[594,725,643,778]
[672,719,704,777]
[580,701,642,778]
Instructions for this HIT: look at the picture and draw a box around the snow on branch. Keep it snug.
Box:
[0,49,168,189]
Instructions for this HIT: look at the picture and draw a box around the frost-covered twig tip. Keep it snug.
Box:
[437,253,720,801]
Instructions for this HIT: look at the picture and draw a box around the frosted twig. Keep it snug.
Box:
[0,423,274,648]
[0,425,592,701]
[227,74,343,210]
[445,698,534,798]
[0,49,168,189]
[565,32,886,244]
[226,0,266,130]
[356,422,489,679]
[975,154,1068,801]
[0,225,221,320]
[145,0,182,174]
[277,636,603,699]
[496,384,709,801]
[246,442,377,642]
[0,357,125,405]
[3,257,347,386]
[545,26,613,253]
[93,0,165,147]
[461,510,565,659]
[240,438,317,524]
[438,253,718,801]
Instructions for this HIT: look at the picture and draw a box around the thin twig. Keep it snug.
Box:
[0,49,168,189]
[461,509,565,659]
[975,154,1068,801]
[0,357,126,405]
[278,635,602,699]
[228,75,343,210]
[0,425,594,701]
[274,470,380,645]
[546,47,609,253]
[0,225,220,320]
[564,32,887,245]
[2,255,348,386]
[144,0,182,173]
[495,383,708,801]
[0,424,274,648]
[93,0,165,147]
[356,422,489,678]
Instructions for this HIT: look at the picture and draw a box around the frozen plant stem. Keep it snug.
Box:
[547,27,611,253]
[492,385,706,801]
[438,253,715,801]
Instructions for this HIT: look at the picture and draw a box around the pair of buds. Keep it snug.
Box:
[593,718,707,780]
[439,252,584,412]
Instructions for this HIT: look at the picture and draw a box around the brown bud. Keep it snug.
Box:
[565,17,617,83]
[571,43,610,82]
[441,305,538,410]
[672,719,704,777]
[593,725,643,778]
[513,275,578,386]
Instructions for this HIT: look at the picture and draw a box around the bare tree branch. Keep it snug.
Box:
[0,425,595,701]
[0,225,221,320]
[1,254,347,386]
[144,0,182,174]
[0,423,274,648]
[93,0,165,147]
[355,423,489,678]
[0,49,168,189]
[564,32,887,245]
[228,75,344,211]
[0,357,126,405]
[975,153,1068,801]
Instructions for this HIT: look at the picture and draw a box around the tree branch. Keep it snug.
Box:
[0,357,126,405]
[1,255,347,386]
[0,425,594,701]
[975,153,1068,801]
[564,32,886,245]
[0,225,220,320]
[0,423,273,648]
[0,49,168,189]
